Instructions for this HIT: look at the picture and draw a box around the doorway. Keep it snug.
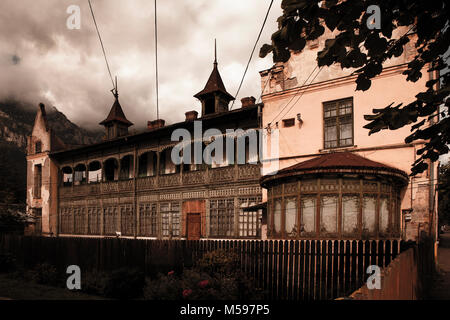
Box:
[187,213,201,240]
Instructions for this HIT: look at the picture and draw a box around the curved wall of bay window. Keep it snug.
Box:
[266,176,403,240]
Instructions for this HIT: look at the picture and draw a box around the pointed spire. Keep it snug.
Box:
[214,39,217,66]
[194,39,234,101]
[99,88,133,127]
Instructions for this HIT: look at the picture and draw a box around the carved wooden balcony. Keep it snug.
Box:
[119,179,134,192]
[238,164,260,180]
[182,170,206,185]
[209,166,235,182]
[101,181,119,193]
[158,173,181,187]
[136,176,157,190]
[59,164,261,199]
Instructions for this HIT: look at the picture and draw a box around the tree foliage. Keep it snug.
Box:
[261,0,449,175]
[439,163,450,224]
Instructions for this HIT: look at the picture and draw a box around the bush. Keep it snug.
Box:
[143,249,265,300]
[0,253,17,273]
[31,263,61,286]
[195,249,241,276]
[144,271,183,300]
[81,271,109,296]
[103,268,145,299]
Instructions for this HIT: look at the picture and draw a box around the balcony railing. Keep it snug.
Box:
[59,164,260,198]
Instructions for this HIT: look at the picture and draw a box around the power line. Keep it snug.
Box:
[266,65,322,128]
[154,0,160,120]
[230,0,274,110]
[88,0,115,91]
[273,66,324,128]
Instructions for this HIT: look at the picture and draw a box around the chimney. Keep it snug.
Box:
[147,119,165,130]
[185,110,198,121]
[241,96,256,108]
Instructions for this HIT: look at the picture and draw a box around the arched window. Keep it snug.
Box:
[61,166,73,186]
[138,151,157,177]
[104,158,119,181]
[74,164,87,185]
[35,141,42,154]
[88,161,102,183]
[119,155,134,180]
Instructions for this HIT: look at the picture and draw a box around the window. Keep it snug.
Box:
[205,97,215,115]
[268,177,403,239]
[301,197,316,233]
[320,195,338,233]
[282,118,295,128]
[87,207,100,235]
[323,98,353,149]
[238,197,261,237]
[104,207,118,235]
[161,202,180,237]
[139,203,157,236]
[74,208,86,234]
[35,141,42,154]
[60,207,73,234]
[380,196,390,233]
[342,195,359,234]
[285,197,297,236]
[273,199,282,234]
[362,196,376,233]
[34,164,42,199]
[34,208,42,234]
[210,199,234,237]
[120,205,134,236]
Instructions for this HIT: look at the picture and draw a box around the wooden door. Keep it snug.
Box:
[187,213,201,240]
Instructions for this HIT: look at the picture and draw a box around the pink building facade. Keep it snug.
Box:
[259,31,439,242]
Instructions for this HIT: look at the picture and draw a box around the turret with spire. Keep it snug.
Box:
[100,77,133,140]
[194,40,234,117]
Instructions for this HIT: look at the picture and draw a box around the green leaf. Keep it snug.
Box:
[356,74,371,91]
[259,44,274,58]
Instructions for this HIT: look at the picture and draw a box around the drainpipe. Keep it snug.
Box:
[427,63,440,258]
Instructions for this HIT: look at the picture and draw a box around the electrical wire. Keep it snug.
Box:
[88,0,115,91]
[230,0,274,110]
[154,0,160,120]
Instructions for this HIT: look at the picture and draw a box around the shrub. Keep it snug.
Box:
[144,250,266,301]
[0,253,17,273]
[31,263,61,286]
[195,249,240,277]
[144,271,182,300]
[81,271,109,296]
[103,268,145,299]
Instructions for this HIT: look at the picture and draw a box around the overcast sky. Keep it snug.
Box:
[0,0,283,130]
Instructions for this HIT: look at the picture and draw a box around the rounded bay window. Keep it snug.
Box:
[261,153,408,240]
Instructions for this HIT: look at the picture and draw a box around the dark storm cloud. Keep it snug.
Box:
[0,0,282,130]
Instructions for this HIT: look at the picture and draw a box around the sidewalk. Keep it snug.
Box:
[428,232,450,299]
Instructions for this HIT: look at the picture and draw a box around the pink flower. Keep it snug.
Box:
[167,271,175,276]
[183,289,192,298]
[198,280,209,288]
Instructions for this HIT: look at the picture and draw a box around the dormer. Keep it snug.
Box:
[194,43,234,117]
[100,92,133,140]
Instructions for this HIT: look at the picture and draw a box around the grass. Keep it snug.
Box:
[0,273,105,300]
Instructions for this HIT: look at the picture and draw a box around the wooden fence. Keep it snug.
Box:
[350,236,435,300]
[0,235,405,300]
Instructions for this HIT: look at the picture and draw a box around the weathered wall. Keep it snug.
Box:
[350,248,418,300]
[26,106,59,236]
[259,29,437,241]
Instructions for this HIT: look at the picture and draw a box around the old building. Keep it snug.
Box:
[26,29,439,242]
[259,28,439,242]
[26,57,263,239]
